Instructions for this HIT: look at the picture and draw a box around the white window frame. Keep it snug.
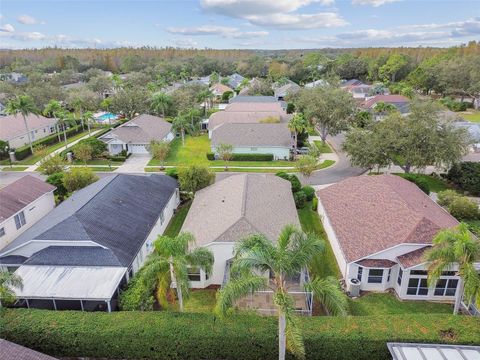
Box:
[367,268,383,284]
[14,211,26,230]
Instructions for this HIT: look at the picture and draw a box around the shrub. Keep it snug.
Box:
[178,165,214,196]
[165,168,178,179]
[302,185,315,201]
[38,155,67,175]
[448,197,480,220]
[62,167,99,193]
[206,152,215,160]
[46,172,67,199]
[293,190,307,208]
[119,271,155,311]
[1,310,480,360]
[437,190,460,207]
[207,153,274,161]
[400,174,430,194]
[439,97,468,112]
[446,162,480,196]
[276,172,302,193]
[72,143,93,164]
[312,197,318,211]
[77,137,107,157]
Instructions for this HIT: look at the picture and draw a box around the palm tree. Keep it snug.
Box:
[142,232,214,312]
[70,96,86,130]
[172,115,191,146]
[373,102,397,115]
[288,113,308,156]
[0,271,23,308]
[82,111,95,135]
[197,89,214,116]
[43,99,64,143]
[216,225,347,360]
[5,95,37,153]
[151,92,172,118]
[55,111,77,149]
[425,223,480,315]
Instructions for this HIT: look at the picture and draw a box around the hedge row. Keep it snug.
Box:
[207,153,274,161]
[14,126,84,160]
[1,310,479,360]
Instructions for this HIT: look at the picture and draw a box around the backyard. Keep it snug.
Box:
[461,110,480,123]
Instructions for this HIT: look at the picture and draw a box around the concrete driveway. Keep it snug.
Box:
[115,154,151,173]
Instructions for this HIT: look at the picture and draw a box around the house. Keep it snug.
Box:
[0,176,56,252]
[453,121,480,152]
[181,174,300,288]
[0,339,58,360]
[340,79,364,88]
[99,114,173,155]
[388,343,480,360]
[229,95,278,104]
[304,79,328,88]
[316,175,475,303]
[274,82,300,101]
[0,114,58,149]
[349,85,373,99]
[227,73,245,89]
[210,83,233,98]
[211,123,292,160]
[0,174,180,312]
[0,72,28,84]
[361,95,411,116]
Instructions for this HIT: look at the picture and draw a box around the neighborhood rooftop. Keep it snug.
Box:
[0,174,178,267]
[211,123,292,148]
[0,114,56,141]
[317,175,459,263]
[181,174,300,247]
[208,111,283,130]
[229,95,278,103]
[0,175,55,221]
[0,339,58,360]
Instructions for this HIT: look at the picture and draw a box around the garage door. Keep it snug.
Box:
[130,144,149,154]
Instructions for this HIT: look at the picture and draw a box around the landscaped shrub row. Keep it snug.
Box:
[446,162,480,196]
[1,310,479,360]
[206,153,274,161]
[14,126,83,160]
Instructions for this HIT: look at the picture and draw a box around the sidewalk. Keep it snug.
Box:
[24,130,102,172]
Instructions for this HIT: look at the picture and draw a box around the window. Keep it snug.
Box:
[367,269,383,284]
[250,147,258,151]
[187,267,201,282]
[407,278,428,296]
[397,268,403,286]
[442,271,456,276]
[14,211,26,230]
[387,268,391,282]
[410,270,428,276]
[434,279,458,297]
[0,227,5,237]
[357,266,363,281]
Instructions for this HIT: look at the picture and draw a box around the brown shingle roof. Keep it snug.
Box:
[100,114,172,144]
[181,174,300,247]
[0,114,57,141]
[210,83,233,95]
[208,111,282,130]
[356,259,396,268]
[361,95,410,108]
[225,102,286,113]
[397,247,431,268]
[211,123,292,148]
[0,339,57,360]
[0,175,55,221]
[317,175,459,263]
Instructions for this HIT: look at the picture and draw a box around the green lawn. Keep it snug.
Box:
[394,173,450,192]
[313,140,333,153]
[183,290,217,313]
[298,200,341,279]
[163,202,192,238]
[73,159,124,166]
[461,111,480,123]
[87,166,118,172]
[2,166,28,172]
[348,292,453,316]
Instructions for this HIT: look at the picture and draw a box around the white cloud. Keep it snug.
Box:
[200,0,344,30]
[0,23,15,32]
[17,14,45,25]
[173,38,199,48]
[166,25,268,38]
[352,0,399,7]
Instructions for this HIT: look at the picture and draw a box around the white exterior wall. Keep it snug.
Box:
[106,132,174,156]
[7,125,57,149]
[211,145,290,160]
[130,188,180,274]
[0,192,55,251]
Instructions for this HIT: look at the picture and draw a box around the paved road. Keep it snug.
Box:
[301,134,366,186]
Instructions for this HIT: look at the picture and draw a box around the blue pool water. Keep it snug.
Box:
[98,113,118,121]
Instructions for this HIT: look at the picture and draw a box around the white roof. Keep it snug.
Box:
[388,343,480,360]
[14,265,127,300]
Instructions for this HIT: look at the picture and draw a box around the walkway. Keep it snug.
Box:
[115,154,151,173]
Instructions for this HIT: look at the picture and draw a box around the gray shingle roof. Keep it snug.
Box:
[0,255,27,265]
[181,174,300,247]
[0,340,57,360]
[0,174,178,267]
[229,96,277,103]
[100,114,172,144]
[25,246,122,267]
[211,123,292,148]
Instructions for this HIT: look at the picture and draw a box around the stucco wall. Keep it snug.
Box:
[7,125,57,149]
[189,242,235,288]
[211,145,290,160]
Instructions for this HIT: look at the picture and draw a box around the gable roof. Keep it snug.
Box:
[229,95,277,104]
[24,246,123,267]
[99,114,172,144]
[0,114,57,141]
[208,111,282,130]
[228,73,245,89]
[210,83,233,94]
[362,95,410,113]
[0,339,58,360]
[181,174,300,247]
[397,246,431,269]
[0,175,55,221]
[225,102,285,113]
[211,123,292,148]
[0,174,178,267]
[274,83,301,98]
[317,175,459,263]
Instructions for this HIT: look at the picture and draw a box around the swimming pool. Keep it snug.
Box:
[97,112,119,121]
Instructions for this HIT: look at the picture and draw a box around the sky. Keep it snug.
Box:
[0,0,479,50]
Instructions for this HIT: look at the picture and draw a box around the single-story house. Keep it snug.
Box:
[225,101,286,113]
[0,114,58,149]
[0,174,180,312]
[181,174,300,287]
[210,83,233,98]
[229,95,278,104]
[349,85,373,99]
[227,73,245,89]
[208,111,282,136]
[0,175,56,253]
[453,121,480,152]
[340,79,365,88]
[316,174,473,303]
[361,95,411,116]
[211,123,292,160]
[0,72,28,84]
[0,339,58,360]
[99,114,174,155]
[304,79,328,88]
[274,82,301,101]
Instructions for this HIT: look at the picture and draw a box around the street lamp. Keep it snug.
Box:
[5,145,11,168]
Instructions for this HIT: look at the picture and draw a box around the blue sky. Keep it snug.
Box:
[1,0,479,49]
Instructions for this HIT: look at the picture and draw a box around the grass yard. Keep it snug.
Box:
[313,140,333,153]
[87,166,118,172]
[461,111,480,123]
[394,173,450,192]
[183,290,217,313]
[298,200,341,279]
[73,159,125,166]
[348,292,453,316]
[2,166,28,172]
[163,201,192,238]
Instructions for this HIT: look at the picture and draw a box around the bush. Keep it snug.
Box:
[37,155,67,175]
[206,153,274,161]
[165,168,178,179]
[448,197,480,220]
[302,186,315,201]
[46,172,67,199]
[276,172,302,193]
[400,174,430,195]
[76,137,107,158]
[178,165,215,196]
[294,191,307,208]
[119,271,155,311]
[437,190,460,207]
[312,197,318,211]
[1,310,479,360]
[446,162,480,196]
[439,97,468,112]
[206,152,215,160]
[62,167,99,193]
